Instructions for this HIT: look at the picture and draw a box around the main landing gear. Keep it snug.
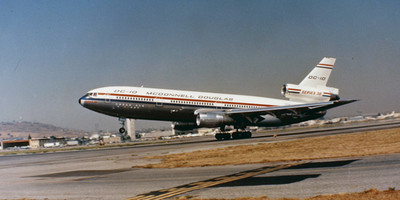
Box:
[232,131,252,139]
[215,133,231,140]
[215,131,252,141]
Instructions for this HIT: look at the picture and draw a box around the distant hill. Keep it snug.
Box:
[0,121,87,140]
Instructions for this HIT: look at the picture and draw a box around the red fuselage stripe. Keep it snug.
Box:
[318,63,334,67]
[288,88,301,91]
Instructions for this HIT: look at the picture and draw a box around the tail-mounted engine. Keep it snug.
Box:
[282,83,340,102]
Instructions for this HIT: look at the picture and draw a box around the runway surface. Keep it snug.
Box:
[1,120,400,200]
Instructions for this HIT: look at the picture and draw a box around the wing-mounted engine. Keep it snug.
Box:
[196,113,235,128]
[282,83,339,102]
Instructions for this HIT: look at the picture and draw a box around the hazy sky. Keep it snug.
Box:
[1,0,400,131]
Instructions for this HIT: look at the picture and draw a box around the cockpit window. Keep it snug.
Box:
[87,93,98,97]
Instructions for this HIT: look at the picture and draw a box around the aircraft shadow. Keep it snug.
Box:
[287,159,359,170]
[213,159,358,188]
[27,169,131,178]
[214,174,321,187]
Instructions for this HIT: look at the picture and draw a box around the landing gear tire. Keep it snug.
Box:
[232,131,252,139]
[223,133,231,140]
[215,133,231,141]
[119,128,126,134]
[244,131,252,138]
[215,133,223,141]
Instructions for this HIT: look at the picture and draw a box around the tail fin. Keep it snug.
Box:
[299,57,336,87]
[282,57,339,103]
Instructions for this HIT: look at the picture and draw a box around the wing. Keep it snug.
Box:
[211,100,358,124]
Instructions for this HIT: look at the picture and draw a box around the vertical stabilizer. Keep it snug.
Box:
[282,57,339,102]
[299,57,336,87]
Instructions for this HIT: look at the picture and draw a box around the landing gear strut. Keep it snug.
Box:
[118,118,135,141]
[118,118,127,139]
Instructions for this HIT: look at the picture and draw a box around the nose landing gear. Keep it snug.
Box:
[118,118,130,141]
[118,118,136,141]
[119,118,126,134]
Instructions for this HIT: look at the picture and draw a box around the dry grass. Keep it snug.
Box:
[136,128,400,168]
[175,188,400,200]
[1,189,398,200]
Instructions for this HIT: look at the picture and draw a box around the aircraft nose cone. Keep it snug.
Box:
[79,96,85,106]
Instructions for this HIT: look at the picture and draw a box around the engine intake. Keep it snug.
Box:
[196,113,234,128]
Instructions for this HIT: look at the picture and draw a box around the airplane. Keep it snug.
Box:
[79,57,357,140]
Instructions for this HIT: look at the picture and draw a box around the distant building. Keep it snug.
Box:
[102,136,121,144]
[29,137,66,149]
[1,140,29,150]
[66,140,79,146]
[44,142,61,148]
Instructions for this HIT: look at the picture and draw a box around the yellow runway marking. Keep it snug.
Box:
[126,161,308,200]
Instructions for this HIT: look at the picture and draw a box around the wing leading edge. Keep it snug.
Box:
[208,100,358,125]
[221,100,357,115]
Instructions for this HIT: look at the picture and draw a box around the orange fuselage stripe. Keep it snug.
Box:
[318,63,334,67]
[288,88,301,91]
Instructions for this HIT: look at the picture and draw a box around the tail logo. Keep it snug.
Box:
[308,75,327,81]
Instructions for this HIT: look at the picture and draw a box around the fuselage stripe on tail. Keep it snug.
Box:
[316,66,333,70]
[317,63,334,70]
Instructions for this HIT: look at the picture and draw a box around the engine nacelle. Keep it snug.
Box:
[196,113,235,128]
[282,83,339,102]
[171,122,198,131]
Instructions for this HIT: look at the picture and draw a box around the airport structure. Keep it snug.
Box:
[1,140,29,150]
[29,137,66,149]
[102,135,122,144]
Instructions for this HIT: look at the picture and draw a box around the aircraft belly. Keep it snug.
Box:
[85,100,196,122]
[122,104,196,122]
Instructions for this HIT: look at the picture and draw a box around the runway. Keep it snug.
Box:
[1,120,400,200]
